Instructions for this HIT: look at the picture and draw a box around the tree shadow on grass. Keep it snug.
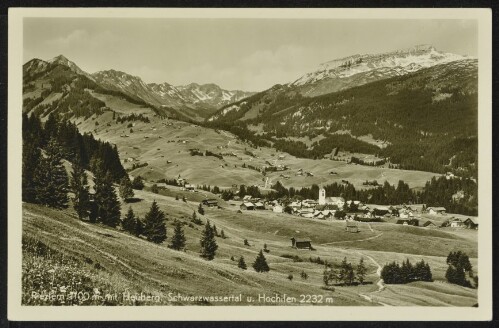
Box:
[125,197,143,203]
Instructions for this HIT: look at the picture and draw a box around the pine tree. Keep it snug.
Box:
[131,175,144,190]
[151,184,159,194]
[263,243,269,253]
[143,200,167,244]
[33,138,69,208]
[338,257,349,285]
[200,220,218,260]
[212,224,219,237]
[94,169,121,227]
[198,203,205,215]
[169,221,186,251]
[119,176,134,202]
[356,257,368,285]
[122,206,138,235]
[70,159,91,219]
[220,229,226,239]
[237,256,247,270]
[252,250,270,272]
[22,142,42,203]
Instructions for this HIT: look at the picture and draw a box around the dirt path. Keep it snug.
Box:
[356,251,389,306]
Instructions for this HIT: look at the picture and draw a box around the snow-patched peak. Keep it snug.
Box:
[291,45,469,87]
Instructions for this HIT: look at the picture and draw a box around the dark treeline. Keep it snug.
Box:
[23,112,126,183]
[116,113,150,124]
[381,259,433,284]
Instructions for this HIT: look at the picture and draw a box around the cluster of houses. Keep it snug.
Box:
[235,187,478,230]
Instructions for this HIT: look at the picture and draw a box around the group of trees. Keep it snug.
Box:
[236,250,270,273]
[445,251,475,288]
[323,257,367,287]
[381,259,433,284]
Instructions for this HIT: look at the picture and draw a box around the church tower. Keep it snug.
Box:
[318,187,326,205]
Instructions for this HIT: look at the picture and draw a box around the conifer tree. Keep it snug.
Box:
[70,159,91,219]
[198,203,205,215]
[22,142,42,203]
[252,250,270,272]
[220,229,226,239]
[33,138,69,208]
[169,221,186,251]
[143,200,167,244]
[356,257,368,285]
[131,175,144,190]
[200,220,218,260]
[212,224,218,237]
[122,206,138,235]
[237,256,247,270]
[94,167,121,227]
[119,176,134,202]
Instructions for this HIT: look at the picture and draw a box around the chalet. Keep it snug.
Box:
[240,202,255,211]
[464,218,478,230]
[242,195,253,201]
[408,218,419,226]
[427,207,446,215]
[345,221,359,233]
[396,219,409,225]
[254,202,265,210]
[423,220,437,228]
[183,184,195,192]
[272,205,284,213]
[372,207,390,217]
[298,208,314,218]
[302,199,318,208]
[202,199,218,207]
[450,218,464,228]
[291,237,312,249]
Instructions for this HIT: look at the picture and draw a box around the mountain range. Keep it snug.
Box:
[22,45,478,177]
[23,55,255,119]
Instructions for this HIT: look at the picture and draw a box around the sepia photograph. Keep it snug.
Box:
[8,8,493,321]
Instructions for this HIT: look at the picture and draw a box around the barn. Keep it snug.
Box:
[202,199,218,207]
[291,237,312,249]
[240,202,255,210]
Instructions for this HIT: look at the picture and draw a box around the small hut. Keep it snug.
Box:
[345,221,359,233]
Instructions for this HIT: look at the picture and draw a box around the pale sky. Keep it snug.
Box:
[24,18,477,92]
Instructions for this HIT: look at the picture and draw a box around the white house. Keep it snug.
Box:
[450,218,464,228]
[428,207,446,215]
[273,205,284,213]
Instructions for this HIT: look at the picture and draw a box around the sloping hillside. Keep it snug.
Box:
[208,60,478,177]
[22,185,478,306]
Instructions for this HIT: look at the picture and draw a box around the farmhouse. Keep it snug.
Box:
[450,218,464,228]
[254,202,265,210]
[345,221,359,233]
[183,184,195,192]
[423,220,437,228]
[297,208,314,218]
[202,199,218,207]
[240,202,255,210]
[291,237,312,249]
[272,205,284,213]
[427,207,446,215]
[464,218,478,230]
[396,219,409,225]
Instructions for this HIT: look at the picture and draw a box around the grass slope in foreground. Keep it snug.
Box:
[22,187,477,306]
